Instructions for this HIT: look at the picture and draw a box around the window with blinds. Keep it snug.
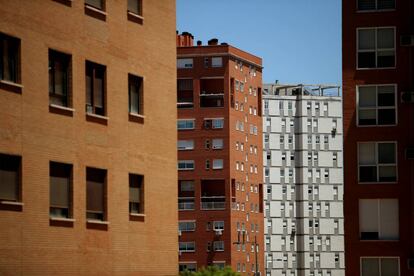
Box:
[127,0,142,16]
[49,50,71,107]
[85,0,104,10]
[86,61,106,116]
[0,154,21,202]
[129,174,143,214]
[50,162,72,218]
[86,167,106,221]
[359,199,399,240]
[0,33,20,84]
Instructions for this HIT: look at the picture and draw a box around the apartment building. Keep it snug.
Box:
[262,84,345,276]
[0,1,177,274]
[176,32,264,275]
[343,0,414,275]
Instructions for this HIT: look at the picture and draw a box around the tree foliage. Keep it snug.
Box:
[179,266,240,276]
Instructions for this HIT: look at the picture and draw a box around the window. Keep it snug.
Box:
[213,159,223,169]
[0,33,20,84]
[178,160,195,170]
[127,0,142,16]
[179,241,195,252]
[85,0,104,10]
[49,50,71,107]
[213,118,224,129]
[86,61,106,116]
[86,167,107,221]
[180,180,194,192]
[179,263,197,272]
[359,199,399,240]
[358,27,395,69]
[50,162,72,218]
[128,74,144,115]
[179,221,196,232]
[213,221,224,230]
[358,142,396,182]
[211,57,223,67]
[205,160,210,170]
[129,174,144,215]
[205,139,211,149]
[177,58,193,69]
[212,139,224,149]
[361,257,399,276]
[357,85,396,126]
[177,119,195,130]
[358,0,395,11]
[213,241,224,251]
[204,118,224,129]
[178,140,194,150]
[0,154,21,202]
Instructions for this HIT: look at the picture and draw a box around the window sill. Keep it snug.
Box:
[49,104,74,117]
[87,219,109,225]
[0,201,23,212]
[53,0,73,7]
[127,11,144,25]
[85,4,107,21]
[1,200,24,206]
[50,217,75,222]
[129,112,145,124]
[0,80,23,94]
[130,212,146,221]
[86,112,108,125]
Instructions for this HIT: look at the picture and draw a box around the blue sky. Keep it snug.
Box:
[176,0,341,86]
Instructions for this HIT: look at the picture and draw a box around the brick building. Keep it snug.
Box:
[343,0,414,275]
[176,32,264,275]
[0,1,177,275]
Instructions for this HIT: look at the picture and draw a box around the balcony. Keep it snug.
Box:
[178,197,195,210]
[201,196,226,210]
[200,92,224,108]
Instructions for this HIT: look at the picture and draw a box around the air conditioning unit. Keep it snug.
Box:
[331,128,337,136]
[406,148,414,159]
[214,229,223,236]
[401,35,414,47]
[401,91,414,103]
[408,258,414,269]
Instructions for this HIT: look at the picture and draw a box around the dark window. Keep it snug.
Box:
[86,61,106,116]
[85,0,104,10]
[358,85,396,126]
[50,162,72,218]
[129,174,143,214]
[0,154,21,202]
[128,74,143,115]
[0,33,20,83]
[86,167,106,221]
[49,50,71,107]
[358,28,395,69]
[358,0,395,11]
[128,0,142,16]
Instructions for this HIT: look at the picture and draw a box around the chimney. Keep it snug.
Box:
[208,38,219,46]
[197,40,202,46]
[176,31,194,47]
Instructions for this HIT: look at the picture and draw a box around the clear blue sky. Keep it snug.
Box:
[176,0,341,86]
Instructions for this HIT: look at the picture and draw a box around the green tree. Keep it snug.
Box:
[179,266,240,276]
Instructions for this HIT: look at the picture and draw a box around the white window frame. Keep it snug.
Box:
[213,220,224,230]
[177,58,193,69]
[179,241,196,252]
[178,160,195,171]
[360,257,400,276]
[212,159,224,170]
[358,141,397,183]
[356,84,397,127]
[212,138,224,149]
[177,119,195,130]
[356,27,396,70]
[211,57,223,67]
[177,140,194,151]
[179,220,196,232]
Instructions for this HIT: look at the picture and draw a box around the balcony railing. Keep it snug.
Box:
[201,196,225,210]
[200,92,224,108]
[178,197,195,210]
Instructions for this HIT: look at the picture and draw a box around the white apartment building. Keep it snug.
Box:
[263,84,345,276]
